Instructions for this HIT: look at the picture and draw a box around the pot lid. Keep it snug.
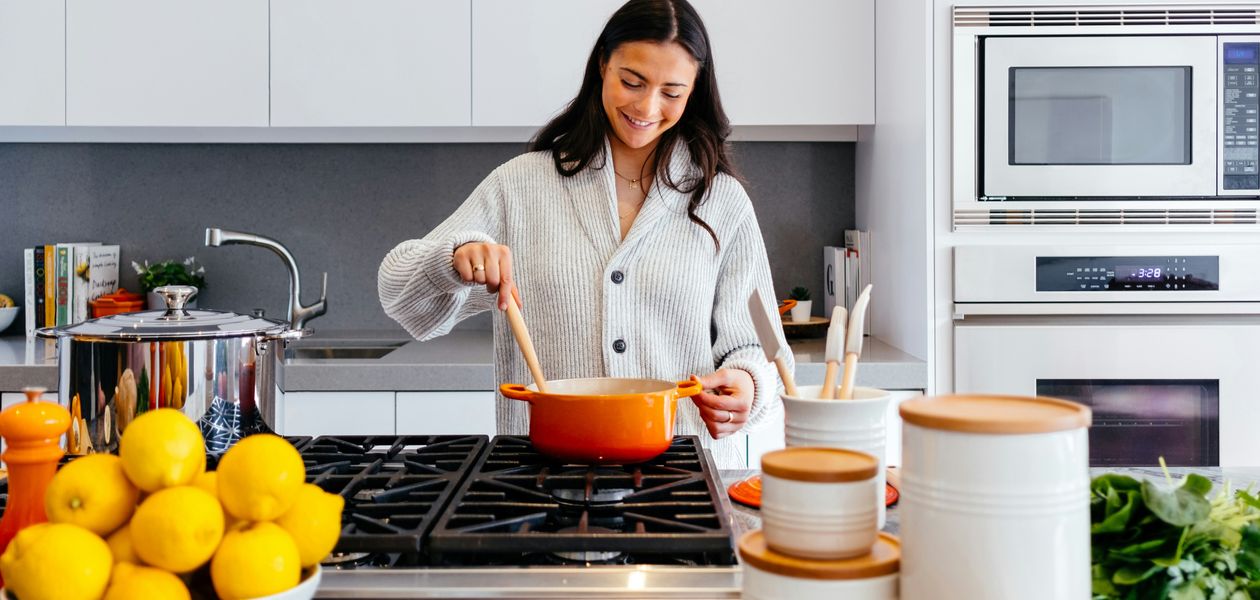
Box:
[738,530,900,580]
[36,286,300,342]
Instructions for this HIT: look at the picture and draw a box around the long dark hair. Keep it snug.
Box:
[529,0,735,250]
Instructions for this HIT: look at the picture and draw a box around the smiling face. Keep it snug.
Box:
[601,40,699,153]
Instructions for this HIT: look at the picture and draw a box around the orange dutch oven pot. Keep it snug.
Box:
[499,377,704,464]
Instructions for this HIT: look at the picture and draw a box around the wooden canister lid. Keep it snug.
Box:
[899,394,1091,434]
[738,530,900,580]
[760,447,878,483]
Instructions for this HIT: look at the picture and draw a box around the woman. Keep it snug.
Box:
[378,0,792,468]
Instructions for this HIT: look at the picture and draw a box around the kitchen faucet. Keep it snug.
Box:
[204,227,328,329]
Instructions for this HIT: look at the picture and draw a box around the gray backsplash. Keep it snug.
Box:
[1,142,854,334]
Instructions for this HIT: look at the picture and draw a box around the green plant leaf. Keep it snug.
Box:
[1143,479,1212,527]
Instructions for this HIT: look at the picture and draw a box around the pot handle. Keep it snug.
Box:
[499,383,536,403]
[675,379,704,398]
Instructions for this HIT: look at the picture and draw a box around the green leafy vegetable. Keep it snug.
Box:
[1093,471,1260,599]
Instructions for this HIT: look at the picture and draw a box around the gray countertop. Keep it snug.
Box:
[0,329,927,393]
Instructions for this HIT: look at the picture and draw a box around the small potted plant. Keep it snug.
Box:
[788,286,812,323]
[133,257,207,310]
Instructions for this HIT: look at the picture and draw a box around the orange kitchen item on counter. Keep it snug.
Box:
[728,475,899,509]
[90,288,146,318]
[777,299,797,315]
[0,387,71,587]
[500,378,703,464]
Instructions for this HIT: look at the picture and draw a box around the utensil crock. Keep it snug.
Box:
[500,377,703,464]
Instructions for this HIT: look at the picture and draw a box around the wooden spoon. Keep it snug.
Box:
[504,294,549,393]
[819,305,847,399]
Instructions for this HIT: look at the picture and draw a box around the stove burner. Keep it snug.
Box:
[551,486,635,506]
[323,552,372,567]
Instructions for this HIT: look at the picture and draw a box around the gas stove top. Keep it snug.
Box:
[302,434,743,598]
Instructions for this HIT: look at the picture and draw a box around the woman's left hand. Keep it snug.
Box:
[690,369,754,439]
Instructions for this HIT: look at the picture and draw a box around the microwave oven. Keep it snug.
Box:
[953,6,1260,226]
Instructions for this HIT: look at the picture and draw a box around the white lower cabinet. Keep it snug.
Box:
[281,391,395,437]
[396,392,496,437]
[743,389,923,469]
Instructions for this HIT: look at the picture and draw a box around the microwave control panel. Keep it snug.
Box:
[1223,42,1260,190]
[1036,256,1220,292]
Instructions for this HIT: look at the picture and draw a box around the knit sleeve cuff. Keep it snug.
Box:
[719,348,783,431]
[422,231,497,294]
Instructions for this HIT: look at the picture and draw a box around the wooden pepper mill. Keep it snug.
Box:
[0,386,71,583]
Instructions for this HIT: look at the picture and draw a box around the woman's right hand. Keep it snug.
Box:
[453,242,519,311]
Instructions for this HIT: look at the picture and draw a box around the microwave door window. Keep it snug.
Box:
[1036,379,1219,467]
[1010,67,1191,166]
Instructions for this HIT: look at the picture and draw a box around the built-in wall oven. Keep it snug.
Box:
[953,5,1260,226]
[953,244,1260,467]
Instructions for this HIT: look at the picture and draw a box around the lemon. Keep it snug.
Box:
[0,522,112,600]
[106,523,142,565]
[45,453,139,536]
[119,408,206,492]
[0,294,13,308]
[103,561,190,600]
[192,470,239,527]
[216,434,305,522]
[210,522,301,600]
[129,486,224,573]
[276,483,345,566]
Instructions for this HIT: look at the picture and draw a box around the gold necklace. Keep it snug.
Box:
[614,169,644,190]
[618,196,647,220]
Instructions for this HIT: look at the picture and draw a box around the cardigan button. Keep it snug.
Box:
[612,339,627,353]
[611,270,625,284]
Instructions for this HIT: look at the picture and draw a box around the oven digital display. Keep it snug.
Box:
[1115,266,1163,282]
[1035,256,1220,291]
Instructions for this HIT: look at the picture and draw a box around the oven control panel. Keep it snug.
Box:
[1223,41,1260,190]
[1036,256,1220,291]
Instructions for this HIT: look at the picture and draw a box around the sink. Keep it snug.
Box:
[286,342,406,360]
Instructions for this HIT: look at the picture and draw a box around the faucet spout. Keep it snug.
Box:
[203,227,327,329]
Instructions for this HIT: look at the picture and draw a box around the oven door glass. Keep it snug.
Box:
[1035,379,1219,467]
[982,36,1218,198]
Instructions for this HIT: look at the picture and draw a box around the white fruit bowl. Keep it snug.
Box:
[254,565,322,600]
[0,306,18,335]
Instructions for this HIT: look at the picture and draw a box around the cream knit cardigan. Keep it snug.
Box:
[377,140,793,468]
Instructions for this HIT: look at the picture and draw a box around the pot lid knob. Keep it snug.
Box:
[0,387,70,464]
[154,285,198,319]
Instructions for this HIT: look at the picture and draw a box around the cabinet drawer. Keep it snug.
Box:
[396,391,496,436]
[282,391,394,437]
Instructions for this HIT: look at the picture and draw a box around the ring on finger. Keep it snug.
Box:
[722,409,734,424]
[473,264,486,272]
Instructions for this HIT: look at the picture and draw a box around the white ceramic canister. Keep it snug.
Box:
[782,385,893,528]
[760,447,879,559]
[898,394,1092,600]
[739,529,900,600]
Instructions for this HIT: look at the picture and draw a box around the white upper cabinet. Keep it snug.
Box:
[66,0,268,127]
[0,2,65,126]
[693,0,874,125]
[472,0,624,127]
[271,0,471,127]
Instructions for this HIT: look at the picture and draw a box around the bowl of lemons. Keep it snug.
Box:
[0,409,343,600]
[0,293,18,334]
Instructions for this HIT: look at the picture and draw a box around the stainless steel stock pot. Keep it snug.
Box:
[36,286,306,454]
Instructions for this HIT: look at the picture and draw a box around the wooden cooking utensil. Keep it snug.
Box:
[749,289,798,397]
[504,295,549,393]
[819,306,847,399]
[837,284,873,400]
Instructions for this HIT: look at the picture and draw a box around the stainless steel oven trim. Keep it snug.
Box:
[982,36,1218,198]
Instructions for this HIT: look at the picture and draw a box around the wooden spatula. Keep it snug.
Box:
[749,289,798,397]
[837,284,873,400]
[504,294,548,393]
[819,305,847,399]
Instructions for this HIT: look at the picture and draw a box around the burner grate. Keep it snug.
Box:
[428,435,736,565]
[301,435,488,554]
